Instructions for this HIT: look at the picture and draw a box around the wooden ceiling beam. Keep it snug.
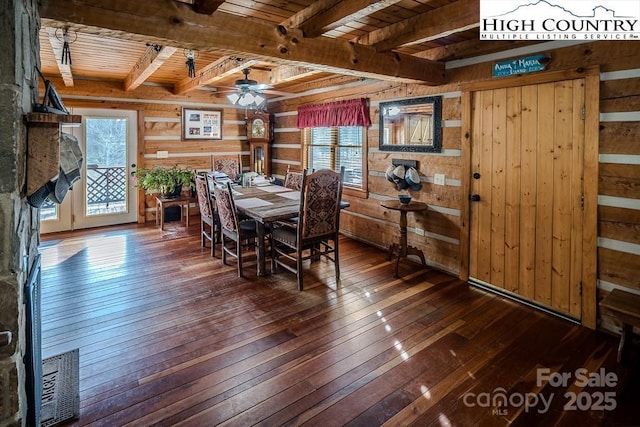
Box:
[173,57,260,94]
[40,0,446,85]
[415,39,540,62]
[268,65,322,85]
[124,45,177,91]
[360,0,479,52]
[45,27,74,87]
[286,0,402,38]
[192,0,225,15]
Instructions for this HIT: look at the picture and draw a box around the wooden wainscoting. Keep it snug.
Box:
[39,224,637,426]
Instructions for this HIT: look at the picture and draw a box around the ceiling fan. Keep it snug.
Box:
[226,68,272,109]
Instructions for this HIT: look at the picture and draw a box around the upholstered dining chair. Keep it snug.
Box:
[284,166,303,191]
[213,181,259,277]
[195,173,218,257]
[211,154,242,181]
[270,167,345,290]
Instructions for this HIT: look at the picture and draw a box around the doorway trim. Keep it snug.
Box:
[459,67,600,328]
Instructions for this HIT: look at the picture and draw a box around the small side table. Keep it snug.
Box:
[155,195,194,230]
[381,200,428,277]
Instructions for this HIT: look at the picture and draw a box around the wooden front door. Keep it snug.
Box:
[469,78,585,319]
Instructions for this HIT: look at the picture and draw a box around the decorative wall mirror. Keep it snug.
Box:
[379,96,443,153]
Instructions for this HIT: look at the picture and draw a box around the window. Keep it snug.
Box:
[302,126,364,189]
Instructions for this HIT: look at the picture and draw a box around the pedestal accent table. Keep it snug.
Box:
[381,200,428,277]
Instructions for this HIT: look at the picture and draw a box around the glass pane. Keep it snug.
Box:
[39,198,58,221]
[337,146,362,187]
[84,117,128,216]
[309,145,332,170]
[338,127,362,146]
[311,127,334,145]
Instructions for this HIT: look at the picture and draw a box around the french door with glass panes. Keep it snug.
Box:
[40,108,138,233]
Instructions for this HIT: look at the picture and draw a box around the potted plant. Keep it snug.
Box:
[133,165,195,198]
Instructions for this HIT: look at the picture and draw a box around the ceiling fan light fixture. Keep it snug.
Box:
[227,93,240,104]
[253,94,266,107]
[238,93,255,107]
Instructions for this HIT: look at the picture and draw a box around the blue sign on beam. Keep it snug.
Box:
[493,54,548,78]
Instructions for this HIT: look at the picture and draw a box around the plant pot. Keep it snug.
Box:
[160,184,182,199]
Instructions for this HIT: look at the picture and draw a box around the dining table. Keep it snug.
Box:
[230,183,349,276]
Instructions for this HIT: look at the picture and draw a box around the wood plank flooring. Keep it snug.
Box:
[39,223,639,426]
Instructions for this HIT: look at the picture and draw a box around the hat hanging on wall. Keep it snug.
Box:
[385,165,395,182]
[392,165,408,189]
[405,167,423,191]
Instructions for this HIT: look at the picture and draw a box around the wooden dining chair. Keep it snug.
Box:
[270,167,344,290]
[213,181,259,277]
[211,154,242,181]
[195,173,218,257]
[284,166,303,191]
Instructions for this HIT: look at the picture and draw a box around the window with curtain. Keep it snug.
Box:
[297,98,370,191]
[302,126,364,189]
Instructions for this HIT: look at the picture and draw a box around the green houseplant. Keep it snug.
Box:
[134,165,195,198]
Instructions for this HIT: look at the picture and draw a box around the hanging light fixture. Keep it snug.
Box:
[227,90,266,110]
[227,68,269,111]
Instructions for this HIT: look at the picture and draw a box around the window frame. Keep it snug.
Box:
[301,126,368,198]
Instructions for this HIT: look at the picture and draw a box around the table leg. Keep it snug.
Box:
[391,210,427,277]
[618,323,631,363]
[255,222,266,276]
[387,243,399,261]
[158,202,165,230]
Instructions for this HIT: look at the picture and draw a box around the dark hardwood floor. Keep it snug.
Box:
[39,222,639,426]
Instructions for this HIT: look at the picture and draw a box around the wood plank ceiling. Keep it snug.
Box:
[38,0,539,101]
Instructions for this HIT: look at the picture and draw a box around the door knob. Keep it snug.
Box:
[473,172,481,179]
[470,194,481,202]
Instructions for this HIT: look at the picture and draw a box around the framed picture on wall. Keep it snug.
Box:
[182,108,222,140]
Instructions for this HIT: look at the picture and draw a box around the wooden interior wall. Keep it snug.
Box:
[597,67,640,333]
[51,79,248,223]
[52,41,639,331]
[271,81,464,274]
[269,41,640,331]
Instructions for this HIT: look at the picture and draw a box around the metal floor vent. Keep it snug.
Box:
[41,349,80,427]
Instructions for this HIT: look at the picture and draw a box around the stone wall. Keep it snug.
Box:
[0,0,41,426]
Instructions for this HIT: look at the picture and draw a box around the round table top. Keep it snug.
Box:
[381,200,428,211]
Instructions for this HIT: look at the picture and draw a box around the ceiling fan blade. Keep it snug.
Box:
[248,83,273,90]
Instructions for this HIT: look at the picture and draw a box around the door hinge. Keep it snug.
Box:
[579,281,583,296]
[581,105,585,120]
[581,194,584,210]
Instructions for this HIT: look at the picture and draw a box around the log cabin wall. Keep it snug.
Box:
[269,40,640,331]
[49,79,249,222]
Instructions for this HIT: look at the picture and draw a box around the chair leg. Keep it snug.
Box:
[334,237,340,279]
[221,237,227,266]
[236,240,243,277]
[296,248,304,291]
[211,223,217,258]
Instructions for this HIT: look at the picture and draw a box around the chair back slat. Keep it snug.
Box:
[213,183,238,233]
[284,170,303,191]
[299,168,344,240]
[195,174,213,219]
[211,154,242,181]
